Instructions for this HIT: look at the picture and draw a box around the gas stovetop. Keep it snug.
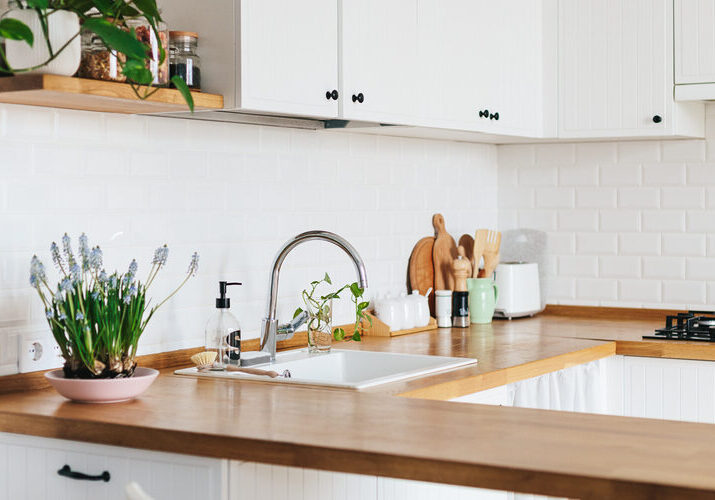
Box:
[643,311,715,342]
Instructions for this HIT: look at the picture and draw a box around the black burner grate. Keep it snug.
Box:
[643,310,715,342]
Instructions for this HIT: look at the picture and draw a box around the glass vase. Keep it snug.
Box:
[307,300,332,353]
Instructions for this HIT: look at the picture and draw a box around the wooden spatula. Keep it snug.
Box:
[472,229,488,278]
[481,230,502,278]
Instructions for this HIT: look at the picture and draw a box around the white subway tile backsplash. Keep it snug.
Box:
[599,164,641,186]
[618,188,660,208]
[517,209,557,231]
[497,144,535,167]
[617,141,661,163]
[575,142,617,164]
[642,163,686,185]
[686,258,715,280]
[662,233,707,257]
[599,210,640,232]
[558,211,598,231]
[575,278,618,301]
[618,233,661,256]
[619,279,661,302]
[518,166,558,186]
[558,255,598,277]
[599,256,641,278]
[558,165,599,186]
[641,211,685,232]
[535,188,574,208]
[575,188,617,208]
[686,211,715,232]
[661,140,706,162]
[534,143,575,164]
[576,233,618,255]
[642,257,686,280]
[663,280,707,306]
[661,187,705,209]
[0,104,499,374]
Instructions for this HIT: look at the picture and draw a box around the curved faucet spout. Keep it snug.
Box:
[259,230,368,360]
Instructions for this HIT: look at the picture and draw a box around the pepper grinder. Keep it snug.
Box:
[451,246,471,327]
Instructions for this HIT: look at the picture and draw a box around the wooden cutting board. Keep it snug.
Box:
[408,236,435,315]
[432,213,458,291]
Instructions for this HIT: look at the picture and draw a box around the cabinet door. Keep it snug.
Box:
[418,0,547,137]
[340,0,419,125]
[239,0,339,118]
[558,0,670,137]
[675,0,715,84]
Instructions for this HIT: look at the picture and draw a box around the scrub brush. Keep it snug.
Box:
[190,351,291,378]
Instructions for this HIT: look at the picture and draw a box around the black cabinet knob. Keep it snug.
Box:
[490,112,499,121]
[652,114,662,123]
[325,90,339,100]
[352,93,364,103]
[478,109,489,118]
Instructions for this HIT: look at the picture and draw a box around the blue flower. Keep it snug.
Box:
[108,275,118,289]
[58,312,67,321]
[98,270,108,284]
[70,263,82,285]
[60,277,73,293]
[62,233,76,267]
[79,233,90,270]
[91,291,99,300]
[128,259,138,277]
[75,311,84,321]
[50,242,62,269]
[89,246,103,271]
[152,245,169,267]
[29,255,46,289]
[45,309,54,319]
[187,252,199,276]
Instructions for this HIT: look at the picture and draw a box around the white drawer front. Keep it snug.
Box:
[0,432,226,500]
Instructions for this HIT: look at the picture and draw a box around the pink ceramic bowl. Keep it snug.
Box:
[45,367,159,403]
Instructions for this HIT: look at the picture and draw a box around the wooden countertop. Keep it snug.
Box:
[3,310,715,499]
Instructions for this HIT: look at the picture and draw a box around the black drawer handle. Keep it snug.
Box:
[352,92,364,103]
[490,112,499,121]
[478,109,489,118]
[58,464,110,482]
[325,89,338,100]
[653,114,662,123]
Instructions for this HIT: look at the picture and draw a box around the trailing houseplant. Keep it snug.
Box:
[0,0,194,109]
[294,273,370,353]
[29,233,199,379]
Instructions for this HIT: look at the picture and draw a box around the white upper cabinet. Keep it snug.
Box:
[559,0,703,138]
[417,0,555,138]
[340,0,419,125]
[239,0,339,117]
[164,0,339,118]
[673,0,715,100]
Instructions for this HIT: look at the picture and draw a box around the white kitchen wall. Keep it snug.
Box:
[498,102,715,310]
[0,104,498,374]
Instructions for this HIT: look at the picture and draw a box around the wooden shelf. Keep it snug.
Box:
[0,74,223,114]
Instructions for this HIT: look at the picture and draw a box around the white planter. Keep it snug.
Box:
[4,9,80,76]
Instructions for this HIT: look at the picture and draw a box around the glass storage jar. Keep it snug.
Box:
[169,31,200,90]
[79,19,168,85]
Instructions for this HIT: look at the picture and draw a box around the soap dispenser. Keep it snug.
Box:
[205,281,242,370]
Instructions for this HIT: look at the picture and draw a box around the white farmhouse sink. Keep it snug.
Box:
[175,349,477,389]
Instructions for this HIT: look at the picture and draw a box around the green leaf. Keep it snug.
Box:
[293,307,303,319]
[83,18,147,60]
[25,0,49,8]
[324,272,331,285]
[333,327,345,341]
[91,0,117,16]
[357,301,369,312]
[352,331,362,341]
[0,18,34,47]
[350,282,363,298]
[132,0,161,22]
[170,75,195,111]
[122,58,152,85]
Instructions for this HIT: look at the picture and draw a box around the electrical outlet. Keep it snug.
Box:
[18,330,63,373]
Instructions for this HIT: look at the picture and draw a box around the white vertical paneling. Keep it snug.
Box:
[0,432,225,500]
[558,0,672,137]
[675,0,715,84]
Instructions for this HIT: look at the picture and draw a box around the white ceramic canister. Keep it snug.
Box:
[407,289,431,327]
[435,290,453,328]
[5,9,81,76]
[401,292,416,329]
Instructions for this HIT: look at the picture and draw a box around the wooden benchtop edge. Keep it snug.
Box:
[397,341,616,400]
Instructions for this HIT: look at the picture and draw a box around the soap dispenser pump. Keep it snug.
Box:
[205,281,242,370]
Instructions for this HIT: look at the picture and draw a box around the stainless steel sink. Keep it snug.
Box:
[175,348,477,389]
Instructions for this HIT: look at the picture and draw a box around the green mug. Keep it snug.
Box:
[467,278,498,324]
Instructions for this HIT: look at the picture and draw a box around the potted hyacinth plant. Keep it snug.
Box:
[29,234,198,401]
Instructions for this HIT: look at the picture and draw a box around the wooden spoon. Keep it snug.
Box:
[472,229,488,278]
[481,230,502,278]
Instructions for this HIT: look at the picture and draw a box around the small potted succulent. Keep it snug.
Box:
[0,0,194,109]
[29,233,198,402]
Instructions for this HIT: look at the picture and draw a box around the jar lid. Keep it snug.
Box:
[170,30,198,39]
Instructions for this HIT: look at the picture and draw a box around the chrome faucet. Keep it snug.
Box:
[259,231,368,361]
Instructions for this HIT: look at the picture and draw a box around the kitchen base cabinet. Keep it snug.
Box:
[0,432,227,500]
